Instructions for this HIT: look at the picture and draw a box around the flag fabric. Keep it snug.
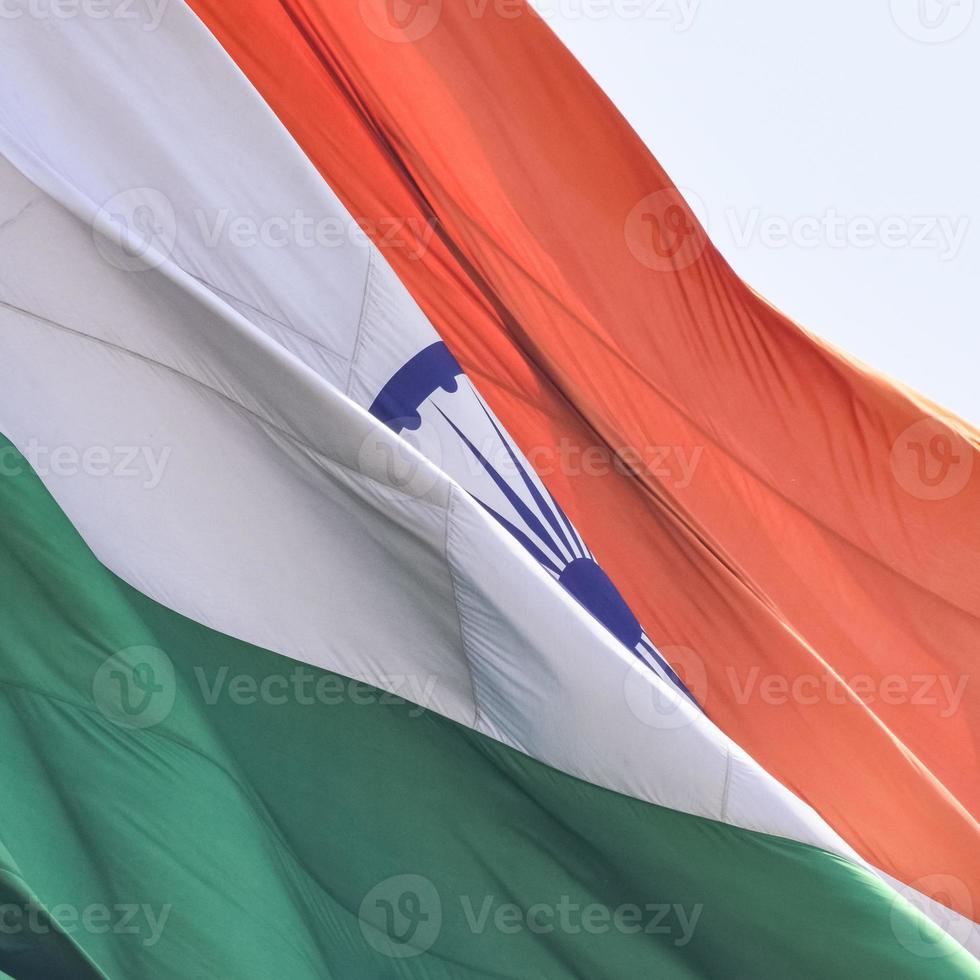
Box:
[0,432,972,977]
[184,0,980,923]
[0,2,976,977]
[0,1,878,863]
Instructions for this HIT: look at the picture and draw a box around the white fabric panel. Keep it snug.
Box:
[0,150,730,822]
[0,5,976,954]
[0,0,431,394]
[0,3,672,682]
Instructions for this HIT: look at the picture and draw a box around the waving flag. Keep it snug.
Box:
[0,1,976,976]
[185,0,980,924]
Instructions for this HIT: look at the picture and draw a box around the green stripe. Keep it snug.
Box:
[0,434,975,980]
[0,862,106,980]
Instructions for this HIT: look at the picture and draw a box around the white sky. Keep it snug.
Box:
[532,0,979,424]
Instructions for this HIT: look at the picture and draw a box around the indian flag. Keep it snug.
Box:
[0,2,976,977]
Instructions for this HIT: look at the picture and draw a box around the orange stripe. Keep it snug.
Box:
[188,0,980,917]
